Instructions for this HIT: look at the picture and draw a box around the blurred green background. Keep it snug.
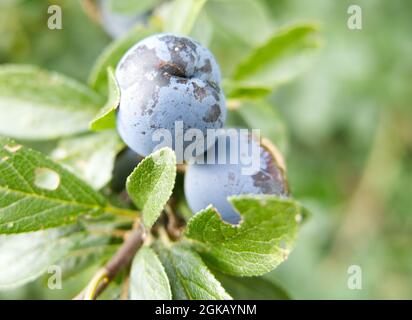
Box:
[0,0,411,299]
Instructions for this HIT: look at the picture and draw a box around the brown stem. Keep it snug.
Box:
[120,276,130,300]
[176,164,187,173]
[74,223,146,300]
[164,204,185,240]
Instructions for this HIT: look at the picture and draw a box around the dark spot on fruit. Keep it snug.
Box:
[158,60,186,78]
[160,35,197,53]
[206,81,221,101]
[252,144,286,194]
[159,35,196,74]
[192,82,207,102]
[203,104,221,123]
[198,59,212,74]
[251,171,274,193]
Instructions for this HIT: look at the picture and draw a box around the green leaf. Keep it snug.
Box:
[0,137,108,234]
[126,148,176,228]
[51,131,123,189]
[88,25,159,94]
[223,83,272,100]
[185,195,302,276]
[189,10,213,46]
[89,68,120,131]
[164,0,207,35]
[228,100,288,153]
[58,234,118,280]
[0,65,102,140]
[155,243,232,300]
[229,23,321,97]
[0,227,81,289]
[108,0,163,16]
[130,246,172,300]
[206,26,252,76]
[205,0,272,46]
[213,272,290,300]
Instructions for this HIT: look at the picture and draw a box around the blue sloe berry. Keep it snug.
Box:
[184,129,289,224]
[116,33,226,160]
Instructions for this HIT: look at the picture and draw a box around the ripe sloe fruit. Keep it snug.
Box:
[184,129,289,224]
[116,33,226,160]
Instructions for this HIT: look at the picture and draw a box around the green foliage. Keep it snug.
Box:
[164,0,208,36]
[185,196,301,276]
[205,0,272,46]
[0,227,81,289]
[155,243,232,300]
[88,25,159,95]
[51,131,123,189]
[227,23,321,99]
[226,100,288,153]
[213,272,290,300]
[0,0,339,300]
[89,68,120,131]
[58,233,117,280]
[130,246,172,300]
[108,0,163,16]
[0,137,107,234]
[126,148,176,228]
[0,65,102,140]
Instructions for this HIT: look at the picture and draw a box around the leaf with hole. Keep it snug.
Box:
[0,137,109,234]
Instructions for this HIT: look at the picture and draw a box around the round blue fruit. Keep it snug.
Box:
[184,129,289,224]
[116,33,226,160]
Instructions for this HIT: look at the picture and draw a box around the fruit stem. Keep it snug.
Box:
[158,226,172,246]
[74,223,146,300]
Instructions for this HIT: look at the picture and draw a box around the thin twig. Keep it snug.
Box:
[176,164,187,173]
[74,223,146,300]
[120,275,130,300]
[164,204,184,240]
